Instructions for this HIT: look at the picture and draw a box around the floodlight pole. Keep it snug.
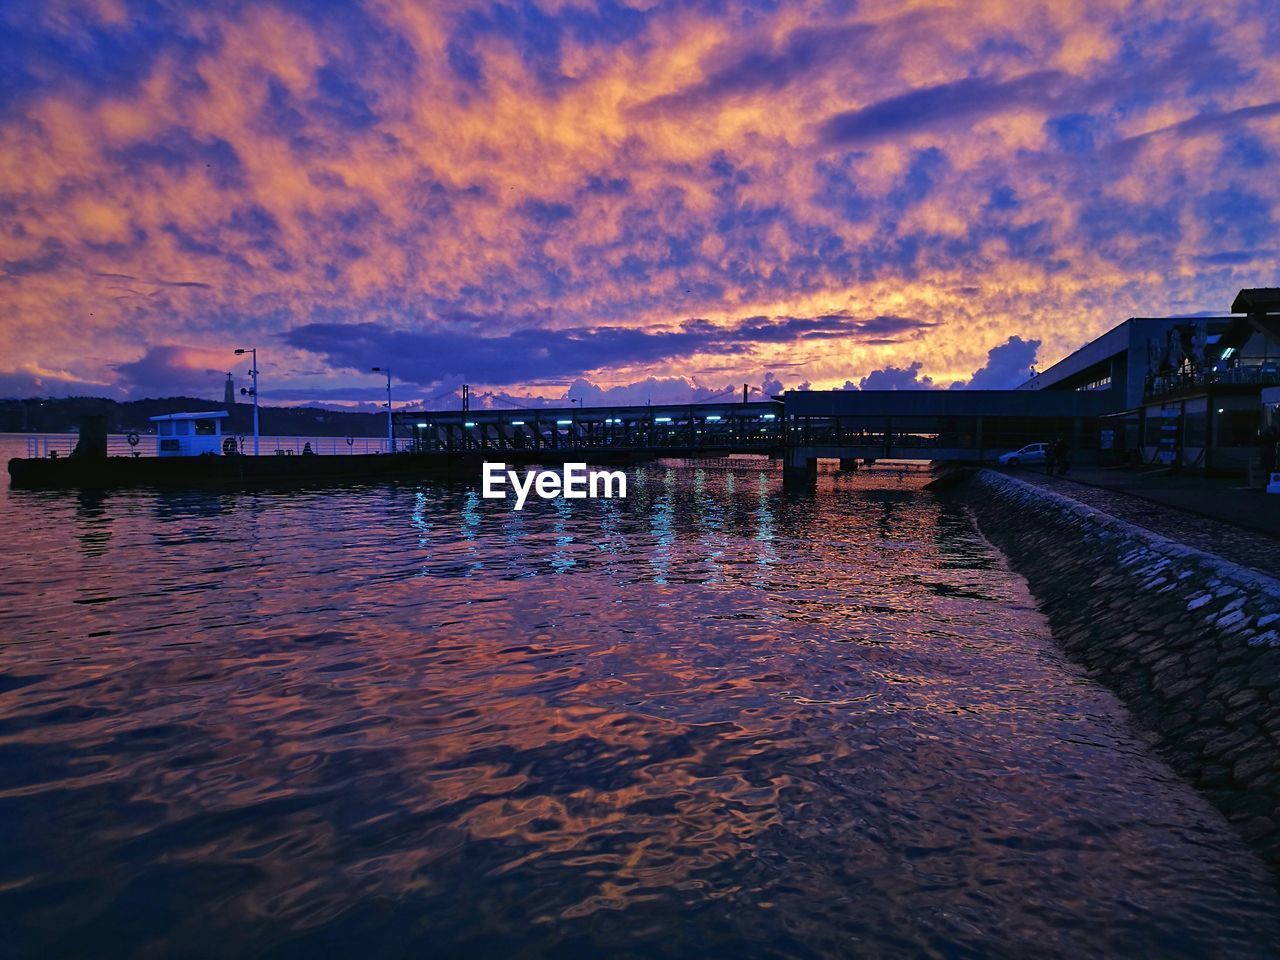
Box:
[234,347,259,456]
[372,367,394,452]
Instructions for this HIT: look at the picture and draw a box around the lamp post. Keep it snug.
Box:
[234,347,259,456]
[372,367,394,453]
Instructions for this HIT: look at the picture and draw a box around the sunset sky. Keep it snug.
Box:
[1,0,1276,408]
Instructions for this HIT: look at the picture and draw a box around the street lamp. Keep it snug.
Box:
[234,347,259,456]
[371,367,394,453]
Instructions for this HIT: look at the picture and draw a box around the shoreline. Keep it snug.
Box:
[952,469,1280,876]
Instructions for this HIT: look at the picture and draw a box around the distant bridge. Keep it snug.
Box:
[397,388,1115,485]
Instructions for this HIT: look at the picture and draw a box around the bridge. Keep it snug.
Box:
[776,388,1114,482]
[398,400,785,457]
[397,387,1114,485]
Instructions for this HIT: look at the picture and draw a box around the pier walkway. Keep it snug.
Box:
[401,389,1113,475]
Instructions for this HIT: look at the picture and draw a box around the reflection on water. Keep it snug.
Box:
[1,460,1278,958]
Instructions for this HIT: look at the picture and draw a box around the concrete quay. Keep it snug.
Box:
[955,470,1280,873]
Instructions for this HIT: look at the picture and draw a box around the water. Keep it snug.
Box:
[2,445,1278,958]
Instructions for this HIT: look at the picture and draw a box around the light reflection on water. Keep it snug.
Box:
[0,458,1278,958]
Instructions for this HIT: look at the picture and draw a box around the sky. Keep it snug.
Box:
[1,0,1277,408]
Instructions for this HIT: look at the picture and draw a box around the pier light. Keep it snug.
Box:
[762,414,776,420]
[556,419,572,425]
[371,367,394,453]
[511,420,525,426]
[655,416,672,423]
[233,347,260,456]
[464,421,477,428]
[705,415,721,422]
[416,422,428,428]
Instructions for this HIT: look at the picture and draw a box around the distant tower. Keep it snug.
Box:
[224,372,236,406]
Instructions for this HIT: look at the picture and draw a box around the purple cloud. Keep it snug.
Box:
[283,314,930,388]
[819,72,1065,147]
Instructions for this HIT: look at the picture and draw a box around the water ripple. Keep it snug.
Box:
[1,459,1277,958]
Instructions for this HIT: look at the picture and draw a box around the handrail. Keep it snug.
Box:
[16,434,395,458]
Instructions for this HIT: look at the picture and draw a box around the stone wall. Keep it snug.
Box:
[956,470,1280,869]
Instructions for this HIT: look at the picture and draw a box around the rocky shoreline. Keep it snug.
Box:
[954,469,1280,872]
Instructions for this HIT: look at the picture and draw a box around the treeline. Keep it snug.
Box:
[0,396,390,437]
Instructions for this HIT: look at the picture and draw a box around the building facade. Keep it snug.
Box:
[1018,288,1280,474]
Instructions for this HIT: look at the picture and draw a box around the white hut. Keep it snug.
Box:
[150,411,231,457]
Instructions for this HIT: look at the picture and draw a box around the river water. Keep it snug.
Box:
[1,448,1277,958]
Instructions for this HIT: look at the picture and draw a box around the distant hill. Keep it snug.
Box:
[0,396,391,437]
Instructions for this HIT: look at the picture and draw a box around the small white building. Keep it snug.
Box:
[150,411,231,457]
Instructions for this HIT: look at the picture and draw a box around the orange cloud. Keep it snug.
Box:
[0,0,1275,402]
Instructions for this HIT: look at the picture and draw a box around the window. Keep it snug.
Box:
[1183,410,1207,448]
[1217,409,1260,447]
[1077,375,1112,392]
[1144,406,1179,447]
[194,419,216,436]
[158,421,173,436]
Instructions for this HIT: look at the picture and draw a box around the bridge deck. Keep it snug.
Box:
[396,388,1113,476]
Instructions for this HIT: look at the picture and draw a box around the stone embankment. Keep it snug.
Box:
[955,469,1280,869]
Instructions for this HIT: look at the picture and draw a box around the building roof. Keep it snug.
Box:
[148,411,230,421]
[782,387,1115,418]
[1231,288,1280,314]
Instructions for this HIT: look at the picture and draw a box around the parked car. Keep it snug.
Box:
[999,442,1048,467]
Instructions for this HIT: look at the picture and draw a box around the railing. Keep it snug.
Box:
[19,435,394,459]
[1145,364,1280,401]
[659,456,780,471]
[255,437,393,456]
[783,423,945,449]
[416,422,783,454]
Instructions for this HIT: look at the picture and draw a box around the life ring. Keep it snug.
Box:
[222,437,238,455]
[126,432,140,446]
[345,435,354,446]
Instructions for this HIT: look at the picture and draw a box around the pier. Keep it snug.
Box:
[398,389,1113,488]
[9,390,1112,489]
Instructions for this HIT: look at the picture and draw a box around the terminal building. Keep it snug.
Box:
[776,286,1280,482]
[1018,288,1280,473]
[402,287,1279,482]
